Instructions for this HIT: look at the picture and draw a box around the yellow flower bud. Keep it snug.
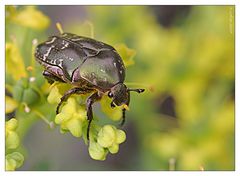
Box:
[6,119,20,150]
[108,144,119,154]
[47,82,73,104]
[6,152,24,171]
[55,97,87,138]
[6,118,18,131]
[97,125,116,148]
[6,96,18,114]
[116,129,126,144]
[88,141,107,161]
[66,119,83,137]
[5,158,17,171]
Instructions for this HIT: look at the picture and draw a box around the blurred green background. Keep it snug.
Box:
[6,5,234,170]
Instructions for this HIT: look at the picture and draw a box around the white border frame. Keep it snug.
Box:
[1,1,239,176]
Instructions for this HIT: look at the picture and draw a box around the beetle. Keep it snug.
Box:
[35,33,144,139]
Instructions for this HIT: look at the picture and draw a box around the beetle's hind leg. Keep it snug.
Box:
[43,70,65,84]
[56,87,91,114]
[86,92,101,140]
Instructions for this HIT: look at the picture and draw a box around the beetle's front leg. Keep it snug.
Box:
[56,87,90,114]
[43,70,65,84]
[86,92,101,140]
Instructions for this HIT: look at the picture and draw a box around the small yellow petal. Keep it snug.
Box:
[55,113,71,124]
[97,125,116,148]
[6,118,18,131]
[6,131,20,149]
[47,85,62,104]
[108,144,119,154]
[5,158,17,171]
[60,98,78,114]
[6,152,24,171]
[66,119,83,137]
[6,96,18,114]
[116,129,126,144]
[88,141,107,161]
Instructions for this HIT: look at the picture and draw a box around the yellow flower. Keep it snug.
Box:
[6,96,18,114]
[97,125,126,154]
[114,43,136,67]
[6,43,27,80]
[88,140,108,161]
[11,6,50,30]
[5,118,20,150]
[5,152,24,171]
[47,82,72,104]
[55,97,87,137]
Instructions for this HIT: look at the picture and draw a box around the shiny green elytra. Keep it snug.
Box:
[35,33,144,139]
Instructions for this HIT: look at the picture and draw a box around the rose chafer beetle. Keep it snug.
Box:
[35,33,144,139]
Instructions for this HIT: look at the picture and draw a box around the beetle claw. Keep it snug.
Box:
[110,102,116,108]
[138,89,145,93]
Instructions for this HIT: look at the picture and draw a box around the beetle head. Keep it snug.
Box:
[108,83,145,108]
[108,83,129,107]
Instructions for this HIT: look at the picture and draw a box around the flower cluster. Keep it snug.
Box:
[6,5,51,170]
[88,125,126,160]
[47,83,127,160]
[5,118,24,171]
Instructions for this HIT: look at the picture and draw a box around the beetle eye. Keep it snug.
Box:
[108,92,113,98]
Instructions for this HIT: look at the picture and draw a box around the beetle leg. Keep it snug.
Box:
[86,92,101,140]
[43,70,65,84]
[56,87,91,114]
[120,108,126,126]
[120,92,130,126]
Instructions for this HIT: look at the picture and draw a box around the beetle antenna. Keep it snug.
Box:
[128,88,145,93]
[125,82,154,92]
